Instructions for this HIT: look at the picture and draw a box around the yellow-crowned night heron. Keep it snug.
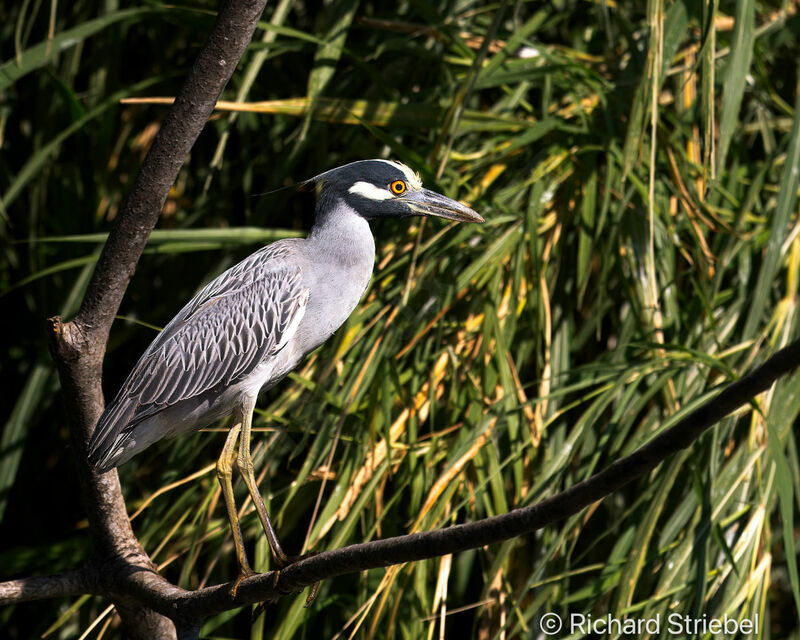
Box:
[87,159,484,586]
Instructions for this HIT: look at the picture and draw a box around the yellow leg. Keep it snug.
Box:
[216,418,253,595]
[236,395,291,567]
[234,397,321,612]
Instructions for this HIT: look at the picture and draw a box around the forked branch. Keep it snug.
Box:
[31,0,270,638]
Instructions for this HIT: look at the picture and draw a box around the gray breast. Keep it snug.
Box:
[293,206,376,354]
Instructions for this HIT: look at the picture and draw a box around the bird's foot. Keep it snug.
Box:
[272,548,316,569]
[251,552,320,619]
[230,566,257,601]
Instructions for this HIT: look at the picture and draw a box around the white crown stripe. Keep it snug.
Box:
[375,159,423,191]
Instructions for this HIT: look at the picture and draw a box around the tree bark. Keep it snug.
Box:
[44,0,270,636]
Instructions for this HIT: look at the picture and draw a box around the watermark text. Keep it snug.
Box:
[538,612,758,636]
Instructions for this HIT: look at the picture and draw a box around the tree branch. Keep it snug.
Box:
[10,334,795,629]
[0,566,92,604]
[40,0,269,637]
[174,334,800,617]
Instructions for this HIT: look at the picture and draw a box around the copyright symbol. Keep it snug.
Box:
[540,613,562,635]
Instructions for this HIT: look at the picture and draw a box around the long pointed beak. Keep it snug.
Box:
[400,188,484,223]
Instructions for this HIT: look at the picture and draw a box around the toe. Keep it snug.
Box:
[230,567,257,599]
[304,581,320,608]
[274,550,317,570]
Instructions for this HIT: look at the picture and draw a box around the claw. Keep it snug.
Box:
[252,551,321,618]
[248,568,282,621]
[252,600,268,621]
[251,573,319,619]
[304,580,320,608]
[273,552,321,607]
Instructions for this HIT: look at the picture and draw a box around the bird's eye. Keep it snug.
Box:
[390,180,406,195]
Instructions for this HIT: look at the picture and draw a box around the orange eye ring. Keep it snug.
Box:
[390,180,406,195]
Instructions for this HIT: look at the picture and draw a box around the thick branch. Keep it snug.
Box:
[0,567,92,604]
[42,0,269,637]
[74,0,270,346]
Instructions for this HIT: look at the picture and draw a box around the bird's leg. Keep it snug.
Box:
[235,395,292,567]
[236,398,321,613]
[216,418,254,598]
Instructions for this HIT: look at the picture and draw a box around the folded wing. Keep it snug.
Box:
[88,243,308,470]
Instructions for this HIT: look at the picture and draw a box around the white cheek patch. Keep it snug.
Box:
[349,181,394,200]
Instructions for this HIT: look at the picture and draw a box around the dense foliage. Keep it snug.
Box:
[2,0,799,638]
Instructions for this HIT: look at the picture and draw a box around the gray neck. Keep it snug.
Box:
[295,197,376,351]
[307,196,376,270]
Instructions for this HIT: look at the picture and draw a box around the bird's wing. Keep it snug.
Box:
[148,243,300,352]
[88,243,308,467]
[126,265,308,415]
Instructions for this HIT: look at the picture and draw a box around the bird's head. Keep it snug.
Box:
[310,159,484,224]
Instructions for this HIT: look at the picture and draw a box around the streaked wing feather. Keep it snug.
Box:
[131,267,306,416]
[88,242,307,467]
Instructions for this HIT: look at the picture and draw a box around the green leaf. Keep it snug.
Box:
[718,0,755,171]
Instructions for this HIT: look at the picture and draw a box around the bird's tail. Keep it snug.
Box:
[87,396,137,472]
